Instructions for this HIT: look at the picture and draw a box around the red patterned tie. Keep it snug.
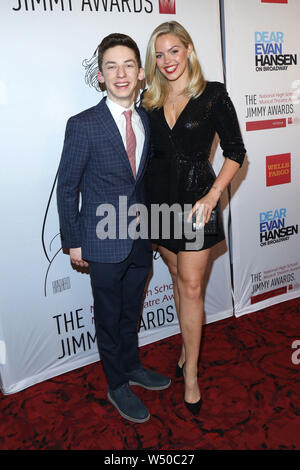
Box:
[123,110,136,179]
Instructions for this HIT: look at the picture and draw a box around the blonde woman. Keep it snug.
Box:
[143,21,246,415]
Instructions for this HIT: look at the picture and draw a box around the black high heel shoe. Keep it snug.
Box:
[175,362,185,378]
[183,364,202,416]
[184,397,202,416]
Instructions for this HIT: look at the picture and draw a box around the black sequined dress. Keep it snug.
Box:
[145,81,246,253]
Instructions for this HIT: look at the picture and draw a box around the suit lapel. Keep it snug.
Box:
[94,98,149,183]
[135,106,150,182]
[94,98,135,180]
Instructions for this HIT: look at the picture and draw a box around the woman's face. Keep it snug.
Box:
[155,33,192,84]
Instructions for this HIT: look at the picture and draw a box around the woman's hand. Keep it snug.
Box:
[188,185,222,228]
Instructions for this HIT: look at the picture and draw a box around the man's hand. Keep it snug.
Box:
[70,247,89,268]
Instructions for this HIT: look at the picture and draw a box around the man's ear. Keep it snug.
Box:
[97,71,105,84]
[138,67,145,82]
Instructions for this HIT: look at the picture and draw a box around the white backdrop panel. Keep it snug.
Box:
[224,0,300,316]
[0,0,233,394]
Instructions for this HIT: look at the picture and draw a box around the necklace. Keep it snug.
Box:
[167,91,189,117]
[167,91,185,107]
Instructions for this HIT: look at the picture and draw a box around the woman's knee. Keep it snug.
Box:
[177,274,202,300]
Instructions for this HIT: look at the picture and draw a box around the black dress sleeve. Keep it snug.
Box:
[212,83,246,167]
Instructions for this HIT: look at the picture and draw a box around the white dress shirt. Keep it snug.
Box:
[106,97,145,174]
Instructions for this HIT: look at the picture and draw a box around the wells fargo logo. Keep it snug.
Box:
[159,0,175,14]
[266,152,291,186]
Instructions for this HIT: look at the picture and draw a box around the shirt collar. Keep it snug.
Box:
[106,97,135,119]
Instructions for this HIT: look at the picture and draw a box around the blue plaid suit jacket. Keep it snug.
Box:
[57,97,152,263]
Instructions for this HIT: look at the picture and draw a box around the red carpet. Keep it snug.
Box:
[0,298,299,450]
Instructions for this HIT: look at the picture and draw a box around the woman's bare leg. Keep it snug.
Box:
[177,248,211,403]
[158,246,185,366]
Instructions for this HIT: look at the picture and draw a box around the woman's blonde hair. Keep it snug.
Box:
[143,21,206,111]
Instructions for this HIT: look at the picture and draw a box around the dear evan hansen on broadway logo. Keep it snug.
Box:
[255,32,297,71]
[259,208,298,247]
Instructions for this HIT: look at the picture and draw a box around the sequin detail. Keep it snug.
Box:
[144,81,246,253]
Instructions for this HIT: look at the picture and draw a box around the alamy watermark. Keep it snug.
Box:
[291,339,300,365]
[95,196,205,250]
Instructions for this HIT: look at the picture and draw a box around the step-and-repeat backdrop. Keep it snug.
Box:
[0,0,235,394]
[224,0,300,316]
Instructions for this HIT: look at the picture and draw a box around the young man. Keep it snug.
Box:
[57,34,170,423]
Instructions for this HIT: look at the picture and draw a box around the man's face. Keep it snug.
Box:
[97,45,144,107]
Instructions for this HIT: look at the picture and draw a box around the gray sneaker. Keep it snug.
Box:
[107,383,150,423]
